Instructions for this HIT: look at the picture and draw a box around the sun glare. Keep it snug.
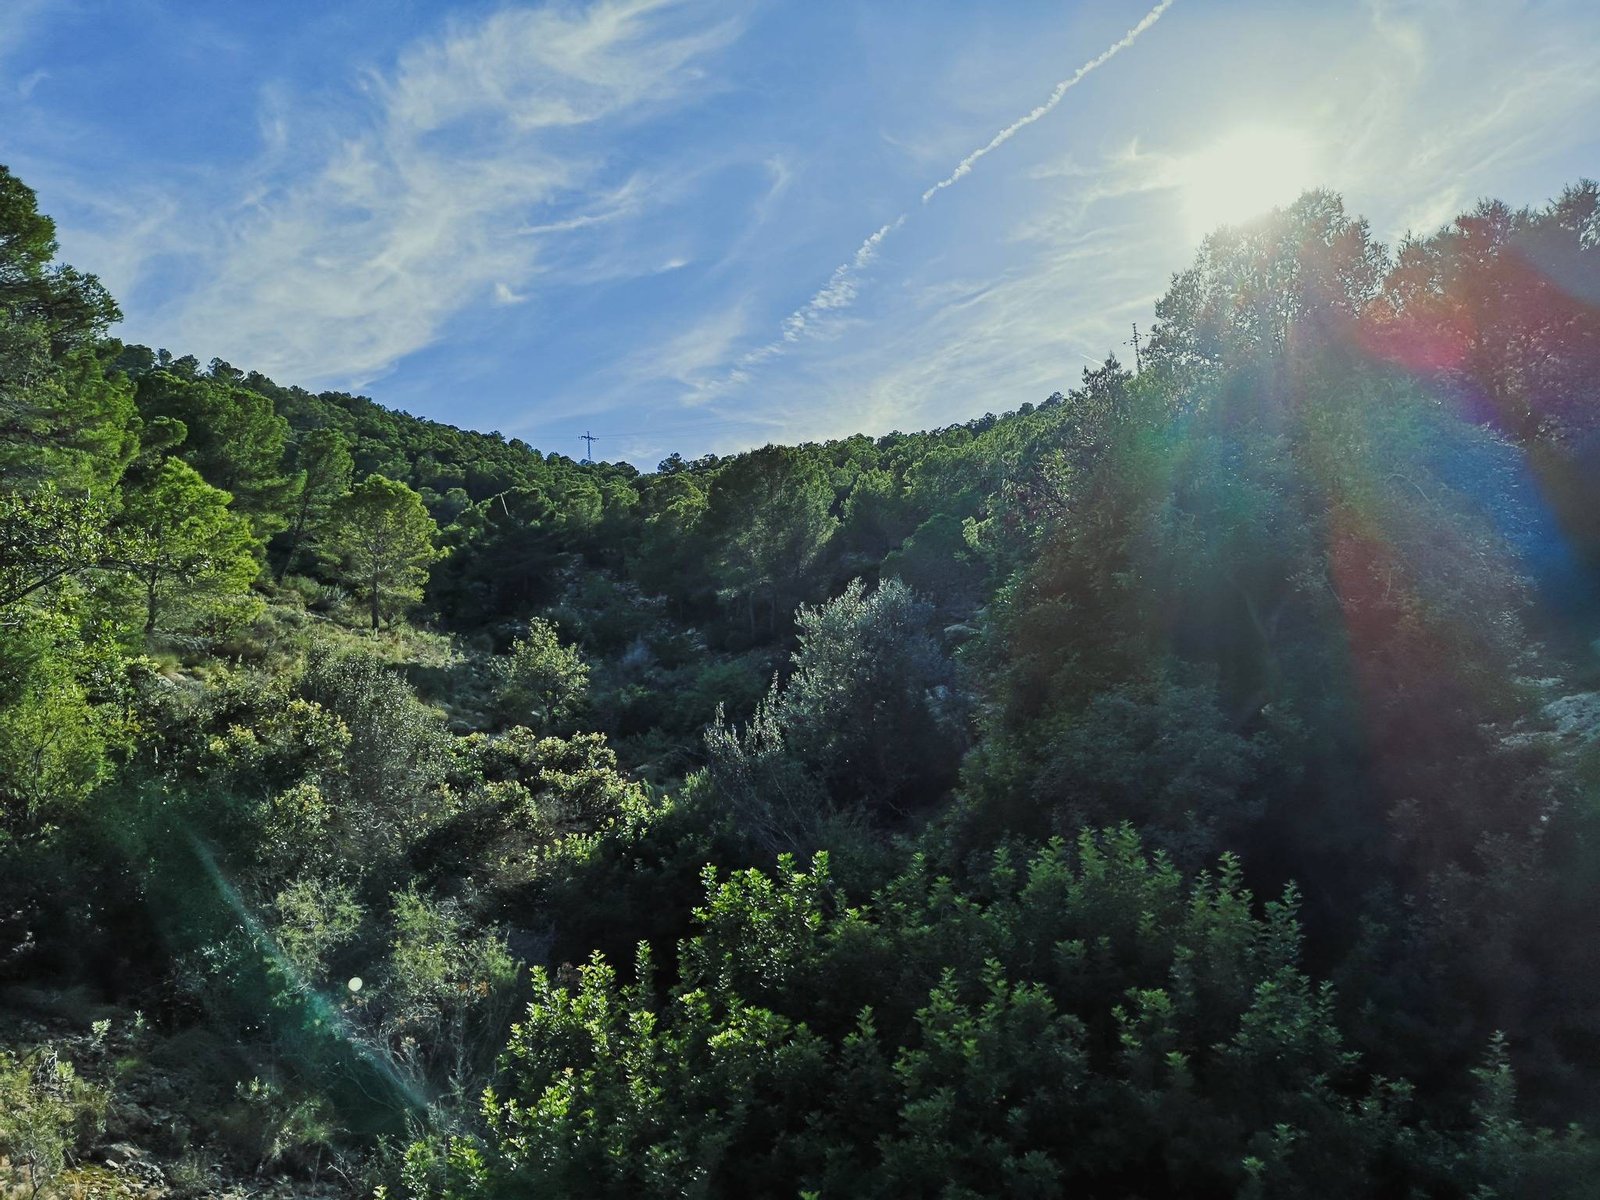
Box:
[1179,127,1318,241]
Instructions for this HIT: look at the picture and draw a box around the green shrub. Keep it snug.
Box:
[494,619,588,733]
[213,1075,335,1175]
[0,1046,108,1197]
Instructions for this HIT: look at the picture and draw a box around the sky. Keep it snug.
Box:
[3,0,1598,467]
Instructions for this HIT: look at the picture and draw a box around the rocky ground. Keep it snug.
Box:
[1,988,351,1199]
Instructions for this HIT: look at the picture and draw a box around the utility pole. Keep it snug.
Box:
[1126,323,1143,375]
[580,431,598,462]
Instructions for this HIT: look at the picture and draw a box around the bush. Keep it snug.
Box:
[494,619,588,733]
[411,829,1517,1198]
[361,887,520,1100]
[706,578,965,851]
[0,1046,108,1197]
[270,877,364,985]
[213,1075,335,1176]
[301,649,454,860]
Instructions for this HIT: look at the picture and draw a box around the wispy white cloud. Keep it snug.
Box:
[1320,0,1600,239]
[678,216,906,405]
[645,303,753,386]
[47,182,185,304]
[703,155,795,276]
[14,0,1599,469]
[121,0,745,386]
[519,299,791,460]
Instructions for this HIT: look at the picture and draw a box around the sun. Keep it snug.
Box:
[1177,126,1318,241]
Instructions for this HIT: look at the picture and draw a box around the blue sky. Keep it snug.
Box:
[4,0,1598,466]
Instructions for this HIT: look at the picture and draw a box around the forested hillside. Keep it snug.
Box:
[5,161,1600,1197]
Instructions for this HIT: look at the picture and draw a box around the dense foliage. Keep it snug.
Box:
[4,160,1600,1197]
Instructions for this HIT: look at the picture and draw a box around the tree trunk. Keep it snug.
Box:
[274,520,303,583]
[276,495,314,582]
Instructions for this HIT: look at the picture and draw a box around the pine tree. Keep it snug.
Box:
[0,165,136,493]
[110,457,261,635]
[276,427,354,580]
[328,474,439,629]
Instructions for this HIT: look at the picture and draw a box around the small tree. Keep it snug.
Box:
[0,166,137,495]
[375,887,519,1096]
[328,474,439,629]
[111,456,261,636]
[300,649,453,850]
[496,618,589,732]
[702,445,837,635]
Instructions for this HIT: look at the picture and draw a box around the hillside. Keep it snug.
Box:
[5,162,1600,1197]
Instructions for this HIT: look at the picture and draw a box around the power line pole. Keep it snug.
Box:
[580,431,598,462]
[1126,323,1143,375]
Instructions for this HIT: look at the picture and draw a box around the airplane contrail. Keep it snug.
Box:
[709,0,1178,392]
[922,0,1178,204]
